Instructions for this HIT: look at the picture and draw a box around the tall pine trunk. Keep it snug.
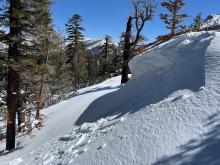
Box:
[17,93,25,133]
[6,0,21,150]
[87,54,92,86]
[121,16,132,84]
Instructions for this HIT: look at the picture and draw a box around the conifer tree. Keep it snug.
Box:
[0,0,23,150]
[50,32,71,100]
[160,0,188,36]
[192,12,203,31]
[34,0,53,120]
[112,33,125,75]
[99,35,115,79]
[0,0,53,150]
[65,14,87,91]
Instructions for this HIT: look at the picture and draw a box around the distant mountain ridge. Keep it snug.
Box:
[84,38,106,54]
[84,38,117,55]
[202,14,220,28]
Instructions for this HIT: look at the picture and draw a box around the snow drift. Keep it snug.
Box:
[73,31,220,165]
[1,31,220,165]
[75,32,212,125]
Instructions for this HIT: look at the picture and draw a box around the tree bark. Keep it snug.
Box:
[87,54,92,86]
[6,0,21,150]
[17,93,25,132]
[103,39,108,80]
[121,16,132,84]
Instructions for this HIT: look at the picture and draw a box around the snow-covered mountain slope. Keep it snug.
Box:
[84,38,107,55]
[84,38,117,55]
[1,31,220,165]
[85,38,105,50]
[202,14,220,28]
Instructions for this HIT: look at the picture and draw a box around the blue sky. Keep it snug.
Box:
[51,0,220,42]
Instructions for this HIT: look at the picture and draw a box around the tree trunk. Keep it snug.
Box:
[87,54,92,86]
[103,37,109,79]
[6,67,19,150]
[17,94,25,132]
[36,78,43,119]
[121,16,132,84]
[6,0,21,150]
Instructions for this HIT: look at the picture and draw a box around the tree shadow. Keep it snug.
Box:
[75,32,213,126]
[67,86,121,99]
[0,145,25,156]
[75,73,203,126]
[153,112,220,165]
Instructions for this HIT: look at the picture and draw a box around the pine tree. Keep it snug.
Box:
[0,0,53,150]
[0,0,23,150]
[0,28,7,92]
[50,32,72,100]
[160,0,188,36]
[192,12,203,31]
[65,14,87,91]
[99,35,115,79]
[112,33,125,75]
[34,0,53,120]
[86,52,102,85]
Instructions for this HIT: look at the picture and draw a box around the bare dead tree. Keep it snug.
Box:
[121,0,154,84]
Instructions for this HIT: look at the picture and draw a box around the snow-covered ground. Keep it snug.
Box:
[1,31,220,165]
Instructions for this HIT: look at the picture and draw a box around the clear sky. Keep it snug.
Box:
[51,0,220,42]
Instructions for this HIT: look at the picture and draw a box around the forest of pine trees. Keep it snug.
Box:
[0,0,218,151]
[0,0,146,150]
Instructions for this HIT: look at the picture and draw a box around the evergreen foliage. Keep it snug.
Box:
[65,14,88,91]
[98,35,116,79]
[192,12,203,31]
[160,0,188,36]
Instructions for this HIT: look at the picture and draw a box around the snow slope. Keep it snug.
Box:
[84,38,117,55]
[85,38,106,51]
[202,14,220,28]
[0,76,121,164]
[1,31,220,165]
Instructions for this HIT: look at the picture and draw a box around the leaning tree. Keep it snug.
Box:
[121,0,154,84]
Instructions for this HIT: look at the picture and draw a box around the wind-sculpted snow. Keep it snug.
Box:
[71,32,220,165]
[1,31,220,165]
[75,32,213,125]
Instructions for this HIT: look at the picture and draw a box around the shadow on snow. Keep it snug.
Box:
[75,33,212,126]
[68,86,120,99]
[153,112,220,165]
